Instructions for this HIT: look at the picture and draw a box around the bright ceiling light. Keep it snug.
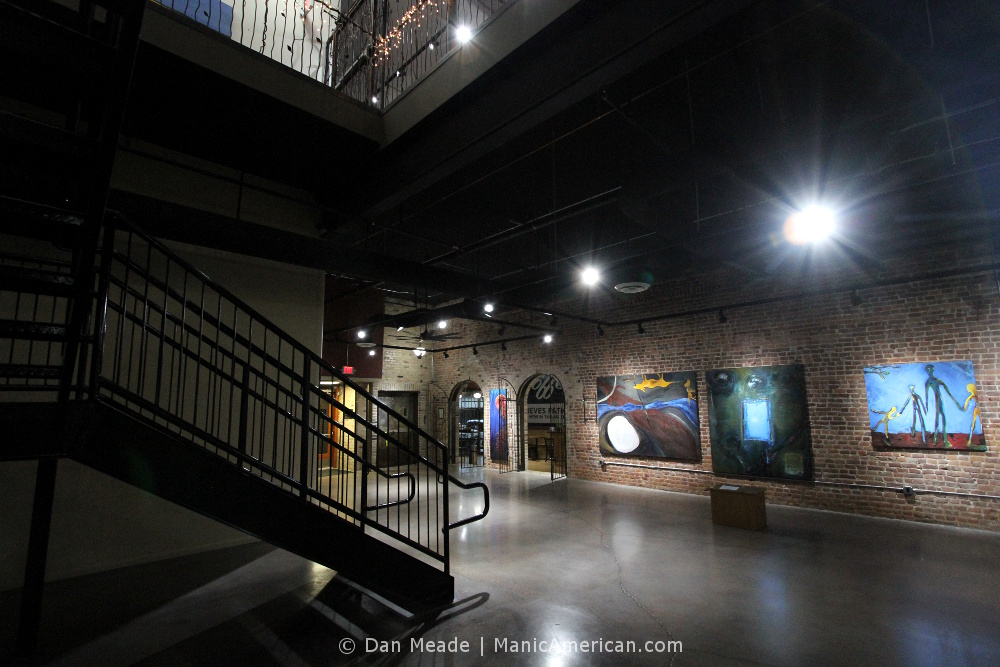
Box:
[368,350,376,356]
[438,320,448,329]
[357,329,367,339]
[783,205,836,245]
[483,302,494,313]
[371,95,378,104]
[581,266,600,286]
[474,392,482,399]
[456,25,472,43]
[543,334,553,344]
[413,347,426,358]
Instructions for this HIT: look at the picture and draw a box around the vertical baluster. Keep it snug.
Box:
[299,356,311,499]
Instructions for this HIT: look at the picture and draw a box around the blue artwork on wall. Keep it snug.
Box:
[597,371,700,460]
[706,364,813,480]
[863,361,985,450]
[489,388,508,462]
[157,0,234,37]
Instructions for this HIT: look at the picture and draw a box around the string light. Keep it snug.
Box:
[373,0,440,65]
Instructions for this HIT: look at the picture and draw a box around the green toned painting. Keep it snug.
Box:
[705,364,813,480]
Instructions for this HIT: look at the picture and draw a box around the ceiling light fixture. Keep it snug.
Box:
[474,392,482,399]
[413,347,426,358]
[581,266,600,286]
[783,204,836,245]
[484,302,494,313]
[357,329,367,339]
[397,325,405,331]
[438,320,447,329]
[371,95,378,105]
[543,334,553,344]
[456,25,472,43]
[369,350,376,356]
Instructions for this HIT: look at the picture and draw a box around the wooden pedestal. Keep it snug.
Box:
[710,484,766,530]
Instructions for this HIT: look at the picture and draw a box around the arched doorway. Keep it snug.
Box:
[518,374,567,480]
[449,380,484,469]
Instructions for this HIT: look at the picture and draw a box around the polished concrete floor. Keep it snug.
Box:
[4,468,1000,666]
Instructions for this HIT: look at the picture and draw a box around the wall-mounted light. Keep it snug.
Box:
[484,302,494,314]
[443,351,449,358]
[368,350,376,356]
[718,309,728,324]
[396,325,405,331]
[371,95,378,105]
[500,341,507,351]
[413,347,426,358]
[438,320,448,329]
[472,346,479,356]
[543,334,553,344]
[597,325,605,336]
[637,322,645,334]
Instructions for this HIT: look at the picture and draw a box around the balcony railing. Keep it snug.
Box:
[152,0,510,110]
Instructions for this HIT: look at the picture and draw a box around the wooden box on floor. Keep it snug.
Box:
[710,485,766,530]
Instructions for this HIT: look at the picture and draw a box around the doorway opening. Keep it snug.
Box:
[449,380,484,469]
[519,374,567,480]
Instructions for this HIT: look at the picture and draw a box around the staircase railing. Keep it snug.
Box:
[1,209,488,573]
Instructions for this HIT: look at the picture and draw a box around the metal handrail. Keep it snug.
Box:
[446,477,490,531]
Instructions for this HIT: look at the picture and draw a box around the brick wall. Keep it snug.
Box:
[385,254,1000,530]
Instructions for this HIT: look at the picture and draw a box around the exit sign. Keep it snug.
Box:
[342,366,354,375]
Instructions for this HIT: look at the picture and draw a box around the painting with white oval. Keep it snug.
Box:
[597,372,700,460]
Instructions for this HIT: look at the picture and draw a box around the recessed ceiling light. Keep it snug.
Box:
[581,266,600,286]
[543,334,553,344]
[357,330,367,339]
[456,25,472,43]
[369,349,376,356]
[438,320,447,329]
[484,303,494,313]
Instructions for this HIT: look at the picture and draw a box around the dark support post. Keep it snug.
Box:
[237,361,249,465]
[16,457,59,660]
[299,357,311,499]
[442,466,450,575]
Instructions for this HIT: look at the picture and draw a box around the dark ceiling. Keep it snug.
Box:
[117,0,1000,335]
[329,0,1000,319]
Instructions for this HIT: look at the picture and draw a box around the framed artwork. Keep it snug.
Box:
[489,388,508,461]
[706,364,813,480]
[597,371,700,460]
[863,361,985,450]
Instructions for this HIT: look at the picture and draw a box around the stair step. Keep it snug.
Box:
[0,195,86,243]
[0,109,101,160]
[0,264,75,297]
[0,364,62,379]
[0,319,68,341]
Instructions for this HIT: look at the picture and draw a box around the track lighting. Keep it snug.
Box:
[637,322,645,334]
[718,309,727,324]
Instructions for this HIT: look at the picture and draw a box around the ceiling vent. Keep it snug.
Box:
[614,281,650,294]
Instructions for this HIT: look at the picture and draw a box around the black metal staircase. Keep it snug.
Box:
[0,0,488,660]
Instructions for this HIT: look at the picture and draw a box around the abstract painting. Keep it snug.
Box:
[863,361,985,450]
[706,364,813,480]
[597,371,700,460]
[489,388,508,462]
